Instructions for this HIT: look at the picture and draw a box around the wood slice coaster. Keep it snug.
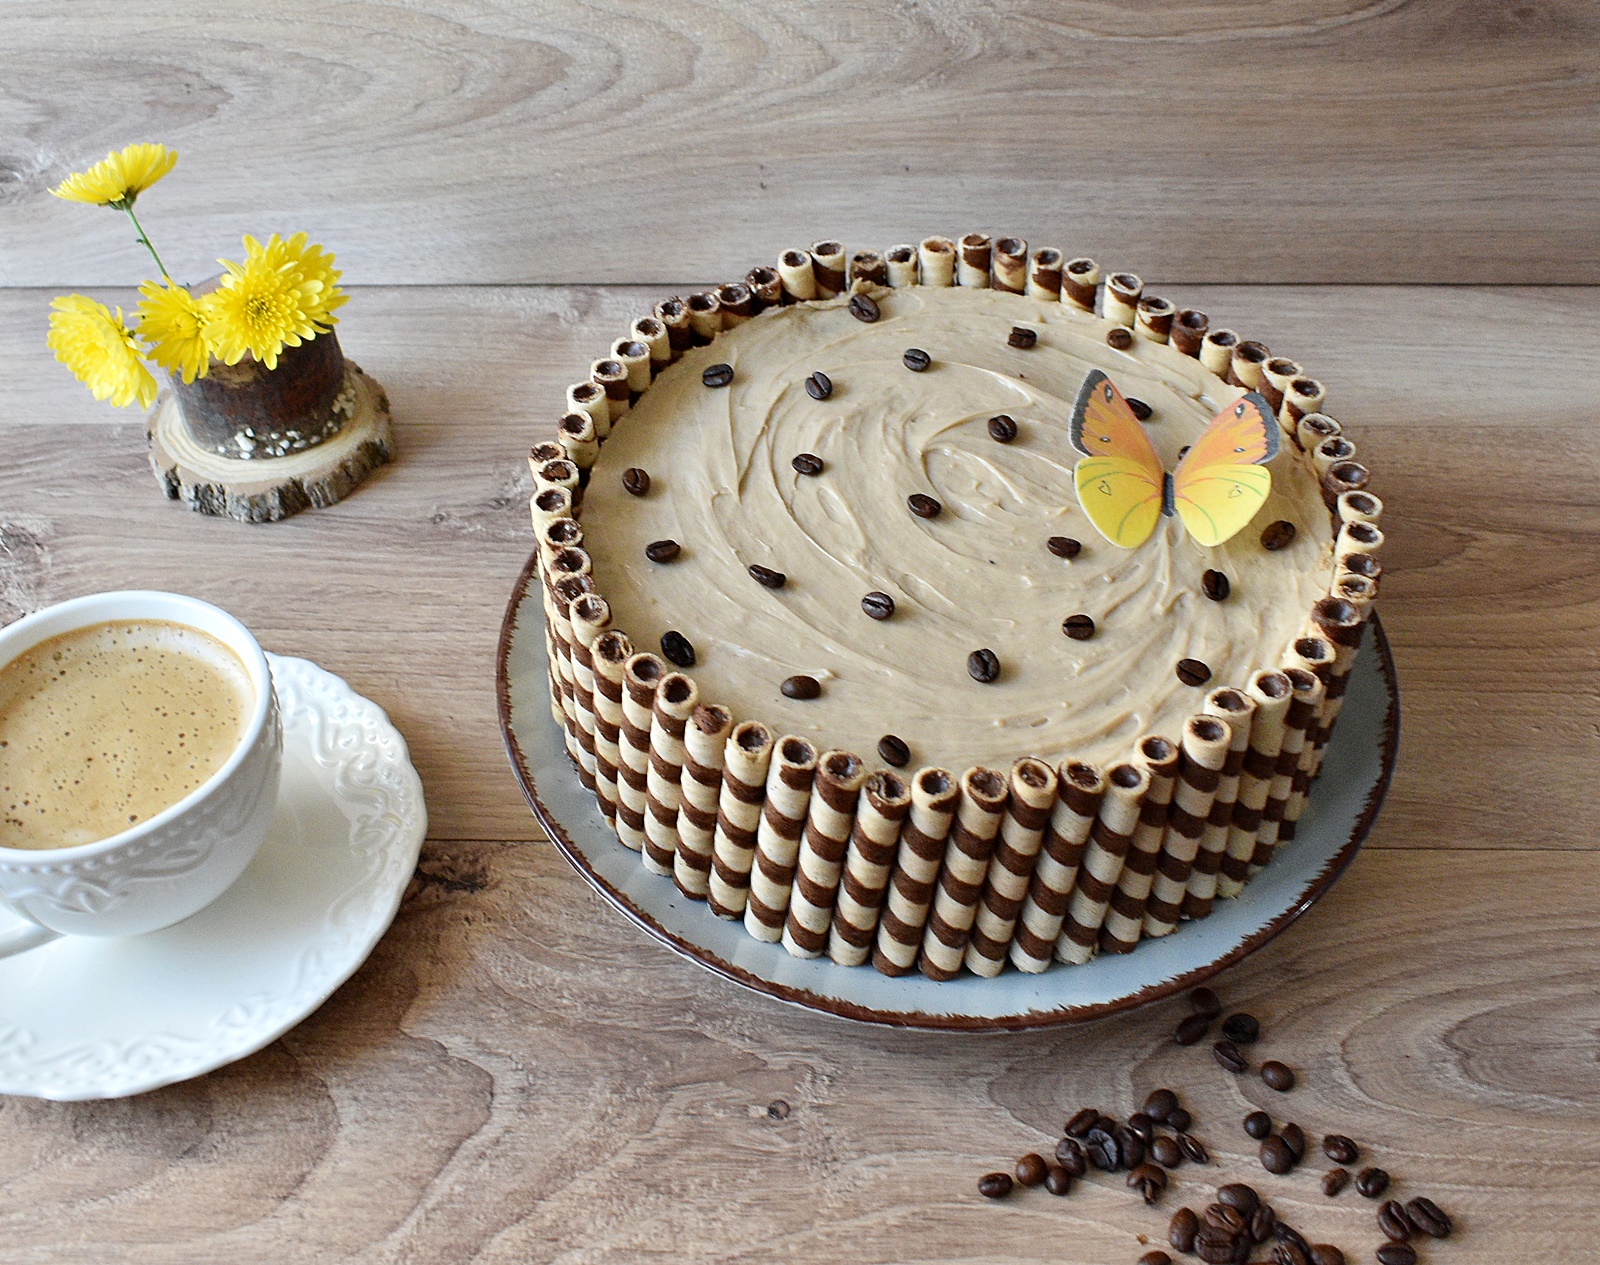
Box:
[147,363,393,523]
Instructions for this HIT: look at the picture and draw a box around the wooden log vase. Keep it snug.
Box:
[146,326,394,523]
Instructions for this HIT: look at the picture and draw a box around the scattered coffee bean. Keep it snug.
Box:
[1127,1112,1156,1143]
[1323,1168,1350,1197]
[1260,1136,1296,1175]
[1405,1197,1452,1239]
[621,467,650,496]
[1169,1207,1200,1254]
[908,492,942,518]
[1178,658,1212,687]
[1355,1167,1390,1199]
[659,631,696,668]
[848,293,880,323]
[1065,1108,1099,1138]
[1378,1201,1412,1243]
[792,452,825,475]
[749,564,787,589]
[1309,1247,1346,1265]
[1194,1223,1239,1264]
[1261,520,1297,551]
[702,362,734,388]
[1144,1088,1179,1123]
[861,591,895,620]
[1244,1111,1273,1140]
[1167,1106,1194,1134]
[1250,1204,1278,1244]
[987,413,1019,443]
[1085,1126,1119,1172]
[1055,1135,1088,1176]
[877,734,910,768]
[1109,1122,1143,1169]
[1176,1132,1208,1164]
[1047,535,1083,559]
[1094,1113,1118,1136]
[1044,1164,1073,1195]
[1275,1223,1312,1251]
[1206,1203,1247,1234]
[967,648,1000,683]
[1375,1245,1416,1265]
[1274,1241,1311,1265]
[1222,1013,1261,1044]
[902,347,931,372]
[1190,986,1223,1017]
[803,372,833,401]
[1324,1134,1359,1165]
[1140,1252,1173,1265]
[1107,327,1134,350]
[1202,569,1231,601]
[781,674,821,700]
[1007,325,1038,350]
[1129,1162,1168,1191]
[645,539,681,563]
[1014,1152,1048,1187]
[1213,1040,1249,1074]
[1151,1135,1183,1168]
[1063,613,1096,641]
[1261,1060,1295,1092]
[1281,1123,1306,1162]
[1126,396,1153,421]
[977,1171,1013,1199]
[1219,1184,1260,1217]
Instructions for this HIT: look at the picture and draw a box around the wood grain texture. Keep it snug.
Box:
[2,1,1598,286]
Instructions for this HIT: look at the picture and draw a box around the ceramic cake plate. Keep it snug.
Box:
[497,553,1398,1031]
[0,654,427,1100]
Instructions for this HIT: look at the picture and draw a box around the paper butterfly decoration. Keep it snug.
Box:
[1068,369,1280,549]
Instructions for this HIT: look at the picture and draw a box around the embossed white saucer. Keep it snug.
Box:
[0,655,426,1101]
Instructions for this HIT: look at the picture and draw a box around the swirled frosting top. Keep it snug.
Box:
[581,284,1334,772]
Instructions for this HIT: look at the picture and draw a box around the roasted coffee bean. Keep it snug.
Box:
[1202,569,1231,601]
[967,648,1001,683]
[1167,1106,1194,1134]
[1007,325,1038,349]
[1141,1179,1165,1207]
[1140,1253,1173,1265]
[1107,326,1134,351]
[848,293,880,323]
[1085,1127,1119,1172]
[1127,1112,1156,1143]
[1128,1162,1168,1191]
[659,630,696,668]
[1014,1152,1048,1187]
[1322,1168,1350,1197]
[1151,1135,1183,1168]
[1309,1247,1346,1265]
[1355,1167,1391,1199]
[1324,1134,1359,1164]
[1117,1125,1148,1170]
[1374,1246,1416,1265]
[1055,1135,1088,1176]
[1218,1184,1260,1216]
[1044,1164,1073,1195]
[1064,1108,1099,1138]
[1206,1203,1247,1234]
[1405,1197,1452,1239]
[877,734,910,768]
[1281,1123,1306,1162]
[803,372,833,401]
[861,591,895,620]
[1144,1088,1179,1123]
[1175,1012,1211,1045]
[791,452,825,475]
[1273,1244,1310,1265]
[1213,1039,1249,1074]
[1190,985,1222,1017]
[1063,613,1096,641]
[621,467,651,496]
[645,539,681,563]
[1250,1204,1277,1244]
[1244,1111,1273,1140]
[749,564,787,589]
[1169,1207,1200,1254]
[1176,1131,1207,1163]
[1047,535,1083,559]
[781,674,821,700]
[902,347,931,372]
[702,362,734,388]
[1260,1135,1296,1175]
[1178,658,1213,687]
[1377,1201,1412,1243]
[987,413,1019,443]
[1194,1225,1239,1265]
[908,492,942,518]
[977,1171,1012,1199]
[1222,1013,1261,1044]
[1261,1060,1295,1091]
[1126,396,1153,421]
[1260,520,1297,551]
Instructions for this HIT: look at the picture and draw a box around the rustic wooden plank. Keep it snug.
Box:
[0,846,1593,1263]
[1,1,1597,287]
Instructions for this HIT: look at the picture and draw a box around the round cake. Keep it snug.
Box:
[527,236,1382,982]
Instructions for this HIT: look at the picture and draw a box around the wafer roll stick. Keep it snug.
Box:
[1100,736,1180,954]
[590,358,631,423]
[1143,716,1231,938]
[716,282,755,327]
[849,250,888,287]
[567,593,610,785]
[873,767,960,976]
[1200,328,1239,377]
[1313,436,1358,479]
[965,758,1057,977]
[884,245,918,288]
[529,487,573,538]
[1336,519,1384,558]
[589,630,633,825]
[643,672,699,877]
[1286,635,1337,689]
[1062,258,1100,312]
[920,766,1010,980]
[1011,761,1106,973]
[777,249,817,302]
[1260,356,1301,413]
[1334,573,1379,607]
[1322,460,1370,510]
[1337,490,1384,527]
[1180,688,1256,922]
[685,292,722,345]
[1297,412,1341,453]
[744,736,820,942]
[615,653,665,851]
[708,722,775,918]
[610,339,652,395]
[1308,595,1369,751]
[1171,309,1209,358]
[653,297,693,354]
[918,237,956,287]
[1217,671,1292,898]
[566,380,611,437]
[1026,248,1063,301]
[810,241,846,297]
[957,234,992,288]
[745,266,784,311]
[828,770,913,966]
[1254,667,1323,870]
[534,459,580,503]
[1282,375,1326,427]
[528,439,565,467]
[1135,295,1175,344]
[782,751,868,959]
[631,316,672,374]
[1056,761,1151,964]
[557,413,599,473]
[674,704,732,898]
[1103,272,1143,326]
[547,567,593,756]
[992,237,1028,293]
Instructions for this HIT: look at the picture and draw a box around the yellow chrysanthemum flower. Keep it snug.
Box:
[137,279,214,383]
[47,295,159,409]
[259,232,348,327]
[51,143,178,209]
[204,234,332,370]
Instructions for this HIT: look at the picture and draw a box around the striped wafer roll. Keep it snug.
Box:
[533,459,580,504]
[1322,460,1370,510]
[782,751,869,959]
[1180,688,1257,922]
[565,380,610,436]
[616,653,665,851]
[538,518,583,576]
[1217,670,1293,898]
[810,241,846,297]
[1287,634,1337,687]
[527,442,563,483]
[992,237,1028,293]
[566,594,611,789]
[1336,518,1384,559]
[1337,489,1383,527]
[1056,761,1152,965]
[590,358,630,423]
[1252,667,1324,871]
[1282,375,1326,427]
[685,292,722,345]
[609,338,652,394]
[745,266,783,311]
[957,233,992,288]
[1260,356,1301,414]
[1103,272,1142,326]
[1135,295,1175,344]
[653,297,693,353]
[1297,412,1341,452]
[674,704,732,898]
[1100,735,1181,955]
[872,767,960,976]
[1026,248,1063,301]
[1062,258,1099,312]
[556,413,599,473]
[547,568,593,762]
[849,250,888,287]
[642,672,698,877]
[1143,715,1231,938]
[1283,669,1332,838]
[716,282,755,327]
[1334,572,1379,608]
[1313,435,1358,480]
[1171,309,1209,358]
[918,237,956,287]
[777,249,817,302]
[884,245,919,288]
[630,315,672,374]
[965,758,1058,978]
[1228,340,1270,391]
[1199,328,1239,377]
[588,630,632,826]
[920,766,1010,980]
[1011,761,1106,973]
[743,736,820,942]
[828,770,913,966]
[707,722,775,918]
[1307,595,1370,754]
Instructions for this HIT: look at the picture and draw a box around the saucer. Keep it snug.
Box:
[0,654,426,1101]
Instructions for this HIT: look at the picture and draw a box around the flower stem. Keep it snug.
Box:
[122,203,170,280]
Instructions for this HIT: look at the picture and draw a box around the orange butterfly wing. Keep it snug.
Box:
[1069,370,1168,548]
[1170,392,1280,547]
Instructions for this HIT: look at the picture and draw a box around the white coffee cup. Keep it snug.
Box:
[0,591,282,958]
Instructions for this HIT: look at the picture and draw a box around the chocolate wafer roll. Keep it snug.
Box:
[1135,295,1175,344]
[957,233,992,288]
[1228,340,1270,390]
[1217,670,1292,898]
[528,439,564,467]
[782,750,868,959]
[1336,518,1384,558]
[777,248,817,302]
[1026,248,1063,301]
[828,770,913,966]
[1337,489,1384,527]
[1103,272,1142,326]
[590,358,631,423]
[965,758,1057,978]
[1253,667,1324,873]
[675,703,732,899]
[1056,761,1151,965]
[1283,668,1332,838]
[1313,435,1358,479]
[1260,356,1301,413]
[920,766,1010,980]
[616,653,665,852]
[1180,688,1256,922]
[810,241,846,298]
[1286,634,1337,690]
[1334,572,1379,607]
[1200,328,1239,377]
[1143,716,1231,938]
[744,736,820,942]
[992,237,1028,293]
[1297,411,1341,453]
[708,722,775,918]
[546,568,593,759]
[884,245,919,288]
[1282,375,1326,427]
[685,291,722,345]
[566,380,611,437]
[1171,309,1209,358]
[1100,735,1180,954]
[745,265,784,310]
[566,593,610,789]
[1307,595,1369,748]
[557,412,599,472]
[529,486,573,538]
[1062,258,1099,312]
[654,297,693,353]
[643,672,699,877]
[1011,761,1106,973]
[534,458,580,503]
[631,315,672,374]
[609,338,652,395]
[589,630,633,826]
[873,767,960,976]
[716,282,755,327]
[849,250,888,287]
[1322,460,1370,509]
[918,237,956,287]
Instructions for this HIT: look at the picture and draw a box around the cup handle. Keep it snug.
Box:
[0,918,58,959]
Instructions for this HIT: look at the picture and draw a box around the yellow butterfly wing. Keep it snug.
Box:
[1171,392,1280,547]
[1070,370,1167,548]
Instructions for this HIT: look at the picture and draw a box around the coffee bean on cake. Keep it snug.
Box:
[791,452,824,475]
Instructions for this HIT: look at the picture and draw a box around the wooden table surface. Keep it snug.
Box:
[2,281,1598,1263]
